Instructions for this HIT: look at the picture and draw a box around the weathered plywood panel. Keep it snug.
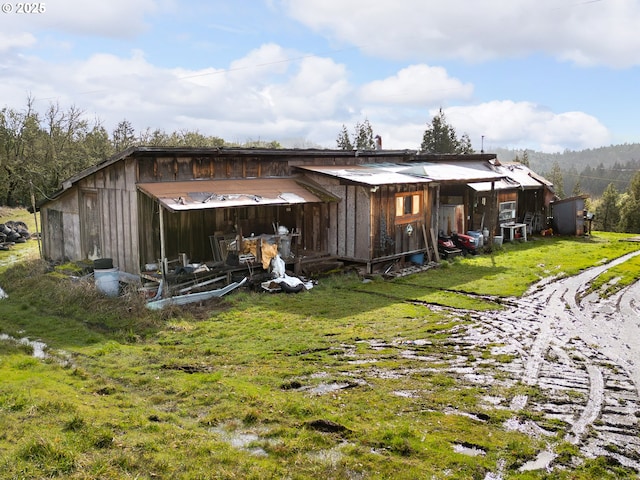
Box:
[175,156,193,180]
[336,185,347,257]
[42,208,64,261]
[345,186,356,258]
[64,212,80,262]
[80,190,102,260]
[106,162,126,190]
[327,201,338,256]
[155,157,177,181]
[354,185,371,259]
[120,189,133,270]
[193,157,214,179]
[137,156,157,182]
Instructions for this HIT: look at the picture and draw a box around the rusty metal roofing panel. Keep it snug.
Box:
[137,177,333,212]
[296,164,432,186]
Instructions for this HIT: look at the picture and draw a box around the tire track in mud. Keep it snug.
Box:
[464,249,640,472]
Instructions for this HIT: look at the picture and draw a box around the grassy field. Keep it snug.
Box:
[1,208,640,479]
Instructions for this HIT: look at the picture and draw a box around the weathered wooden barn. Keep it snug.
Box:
[40,147,547,277]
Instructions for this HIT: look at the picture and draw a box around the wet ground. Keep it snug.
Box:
[300,249,640,475]
[447,249,640,473]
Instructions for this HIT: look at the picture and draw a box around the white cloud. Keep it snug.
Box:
[282,0,640,68]
[0,32,36,52]
[359,64,473,105]
[0,43,353,143]
[442,101,611,152]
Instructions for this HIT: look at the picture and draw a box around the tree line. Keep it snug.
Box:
[336,109,474,154]
[0,98,280,207]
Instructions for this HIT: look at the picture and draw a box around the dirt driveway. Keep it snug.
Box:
[463,249,640,473]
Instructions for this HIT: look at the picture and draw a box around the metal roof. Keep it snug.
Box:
[299,161,506,186]
[296,164,432,186]
[401,161,505,183]
[468,163,553,192]
[137,177,334,212]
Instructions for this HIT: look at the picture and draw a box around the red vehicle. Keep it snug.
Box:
[451,232,479,255]
[437,233,463,259]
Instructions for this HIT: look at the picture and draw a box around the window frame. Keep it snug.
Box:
[395,191,423,224]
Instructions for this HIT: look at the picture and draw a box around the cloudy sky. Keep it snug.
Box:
[1,0,638,152]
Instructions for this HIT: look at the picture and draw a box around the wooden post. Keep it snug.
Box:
[159,204,167,297]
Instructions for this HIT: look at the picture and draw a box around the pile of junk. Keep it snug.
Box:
[137,225,315,309]
[0,221,32,250]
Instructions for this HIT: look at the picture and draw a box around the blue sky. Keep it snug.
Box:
[1,0,639,153]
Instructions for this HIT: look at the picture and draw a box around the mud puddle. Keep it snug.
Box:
[0,333,48,358]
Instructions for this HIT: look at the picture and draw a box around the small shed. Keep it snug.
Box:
[551,195,589,236]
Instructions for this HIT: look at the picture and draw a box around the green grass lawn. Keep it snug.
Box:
[1,210,640,479]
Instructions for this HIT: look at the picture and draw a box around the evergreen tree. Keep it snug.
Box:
[420,108,474,154]
[336,124,352,150]
[547,161,565,199]
[595,183,620,232]
[353,119,375,150]
[572,178,583,196]
[336,120,376,150]
[618,171,640,233]
[459,133,474,154]
[112,119,137,152]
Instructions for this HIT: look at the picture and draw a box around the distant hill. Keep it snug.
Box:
[495,143,640,197]
[495,143,640,172]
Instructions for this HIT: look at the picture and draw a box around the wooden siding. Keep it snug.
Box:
[137,154,293,183]
[41,188,80,263]
[41,148,516,273]
[302,172,430,262]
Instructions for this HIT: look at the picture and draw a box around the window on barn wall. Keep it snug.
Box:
[395,192,422,224]
[499,201,517,222]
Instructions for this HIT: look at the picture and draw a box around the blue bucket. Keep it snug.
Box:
[409,253,425,265]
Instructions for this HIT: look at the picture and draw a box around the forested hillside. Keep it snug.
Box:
[496,144,640,198]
